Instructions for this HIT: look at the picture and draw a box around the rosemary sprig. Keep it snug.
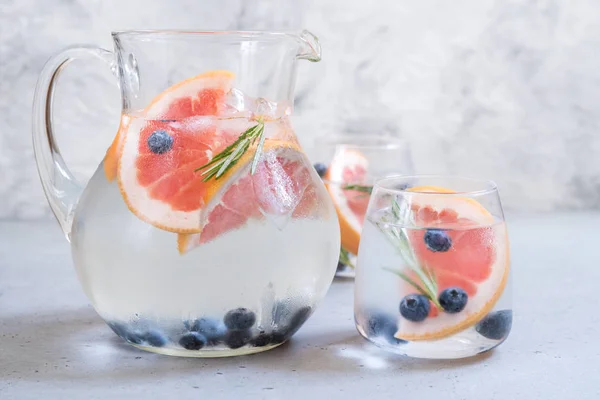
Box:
[377,197,442,309]
[382,267,429,297]
[342,184,373,194]
[195,120,265,181]
[339,247,355,269]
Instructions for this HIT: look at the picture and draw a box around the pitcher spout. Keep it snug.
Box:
[295,30,321,62]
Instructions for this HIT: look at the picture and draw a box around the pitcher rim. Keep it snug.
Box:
[112,29,303,38]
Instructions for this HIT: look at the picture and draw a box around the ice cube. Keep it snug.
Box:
[254,97,277,119]
[253,97,291,120]
[252,150,304,216]
[175,114,217,131]
[222,88,289,120]
[221,88,252,118]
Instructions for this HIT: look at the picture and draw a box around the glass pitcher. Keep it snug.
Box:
[32,30,340,357]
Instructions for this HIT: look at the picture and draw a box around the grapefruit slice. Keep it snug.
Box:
[115,71,236,233]
[394,186,509,341]
[103,71,233,183]
[103,115,130,182]
[118,117,246,233]
[324,149,369,255]
[111,69,321,251]
[145,70,235,120]
[177,140,319,253]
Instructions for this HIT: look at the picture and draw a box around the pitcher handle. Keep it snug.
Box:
[32,46,116,239]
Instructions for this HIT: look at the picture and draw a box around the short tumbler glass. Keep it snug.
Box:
[354,175,512,359]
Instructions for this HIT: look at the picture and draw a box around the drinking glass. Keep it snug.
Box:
[355,175,511,359]
[313,136,413,277]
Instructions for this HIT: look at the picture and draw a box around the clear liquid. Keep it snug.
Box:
[355,215,512,359]
[71,117,340,357]
[323,181,371,278]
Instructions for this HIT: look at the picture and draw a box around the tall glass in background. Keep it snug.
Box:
[312,136,413,277]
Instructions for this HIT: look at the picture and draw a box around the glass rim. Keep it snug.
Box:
[315,135,407,151]
[112,30,300,39]
[374,174,498,197]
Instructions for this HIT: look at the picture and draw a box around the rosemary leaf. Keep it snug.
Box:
[391,197,402,220]
[216,138,249,178]
[251,124,266,174]
[410,266,438,304]
[423,264,434,289]
[195,120,265,181]
[429,266,439,295]
[339,247,354,269]
[343,184,373,194]
[201,160,225,176]
[201,167,219,182]
[382,267,431,300]
[194,127,253,172]
[395,228,417,267]
[376,200,443,310]
[425,265,436,290]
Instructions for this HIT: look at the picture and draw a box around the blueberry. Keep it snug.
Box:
[270,331,287,344]
[224,330,251,349]
[108,322,150,345]
[179,332,207,350]
[364,313,406,345]
[224,308,256,330]
[109,322,161,345]
[270,306,313,342]
[190,318,219,333]
[250,331,274,347]
[124,330,144,345]
[439,287,468,313]
[141,329,168,347]
[423,229,452,252]
[289,306,312,330]
[313,162,328,178]
[188,318,226,345]
[476,310,512,340]
[107,321,128,338]
[365,313,393,336]
[272,301,293,325]
[281,306,312,337]
[147,130,174,154]
[399,294,430,322]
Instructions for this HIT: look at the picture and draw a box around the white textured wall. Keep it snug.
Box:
[2,0,600,218]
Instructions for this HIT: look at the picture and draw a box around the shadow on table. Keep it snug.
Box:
[1,306,496,384]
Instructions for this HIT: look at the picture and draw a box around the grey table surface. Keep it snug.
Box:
[1,213,599,399]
